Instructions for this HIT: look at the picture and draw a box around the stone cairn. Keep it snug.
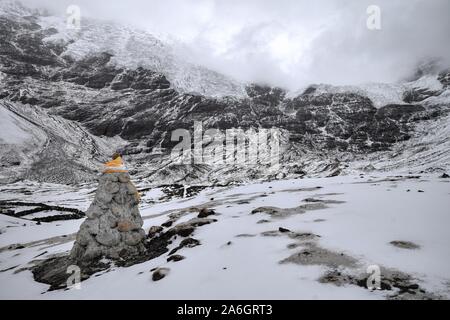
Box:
[70,172,146,262]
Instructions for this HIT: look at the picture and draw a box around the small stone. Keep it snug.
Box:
[95,190,113,204]
[279,227,291,233]
[76,229,93,246]
[152,268,170,281]
[390,240,420,250]
[122,230,145,246]
[95,230,120,247]
[104,181,120,194]
[98,214,117,229]
[8,244,25,250]
[83,219,100,235]
[113,192,128,205]
[110,203,123,217]
[117,220,134,232]
[162,220,173,227]
[417,190,424,193]
[102,174,119,182]
[198,208,215,218]
[118,173,130,183]
[167,254,185,262]
[440,173,449,178]
[180,238,200,248]
[148,226,163,238]
[176,226,195,237]
[126,183,138,195]
[85,204,104,219]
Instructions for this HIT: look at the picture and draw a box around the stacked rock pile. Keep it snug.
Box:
[70,172,146,262]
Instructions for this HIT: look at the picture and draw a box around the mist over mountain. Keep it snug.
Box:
[19,0,450,91]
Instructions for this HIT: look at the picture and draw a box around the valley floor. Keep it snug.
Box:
[0,174,449,299]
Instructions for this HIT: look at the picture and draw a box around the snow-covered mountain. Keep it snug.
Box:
[0,0,449,187]
[1,1,450,301]
[0,0,246,97]
[0,101,122,184]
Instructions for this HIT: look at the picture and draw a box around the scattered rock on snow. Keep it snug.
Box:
[287,243,302,249]
[167,218,216,238]
[251,202,327,218]
[152,267,170,281]
[161,220,174,227]
[261,229,319,241]
[319,267,440,300]
[169,238,201,255]
[235,233,256,238]
[390,240,420,250]
[303,198,345,204]
[280,244,357,268]
[167,254,185,262]
[197,208,216,218]
[147,226,164,238]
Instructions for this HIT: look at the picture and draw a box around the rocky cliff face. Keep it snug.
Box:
[0,2,449,185]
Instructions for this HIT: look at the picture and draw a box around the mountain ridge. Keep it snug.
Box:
[0,1,449,185]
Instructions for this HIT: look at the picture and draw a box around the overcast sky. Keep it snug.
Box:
[22,0,450,89]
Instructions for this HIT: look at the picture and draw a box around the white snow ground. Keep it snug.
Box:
[0,173,449,299]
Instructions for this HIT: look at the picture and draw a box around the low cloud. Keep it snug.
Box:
[22,0,450,90]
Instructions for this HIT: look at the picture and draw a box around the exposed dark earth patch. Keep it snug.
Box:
[30,214,213,291]
[0,265,19,272]
[167,254,185,262]
[261,229,320,242]
[272,225,439,299]
[319,267,440,300]
[0,200,85,222]
[287,243,303,249]
[280,244,358,268]
[168,237,201,255]
[197,208,216,218]
[390,240,421,250]
[354,175,422,184]
[235,233,256,238]
[280,187,323,193]
[251,202,328,218]
[158,185,210,201]
[0,233,77,254]
[303,197,346,204]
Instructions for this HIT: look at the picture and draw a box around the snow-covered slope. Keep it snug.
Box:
[0,101,122,184]
[288,75,446,108]
[35,9,246,97]
[1,174,449,299]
